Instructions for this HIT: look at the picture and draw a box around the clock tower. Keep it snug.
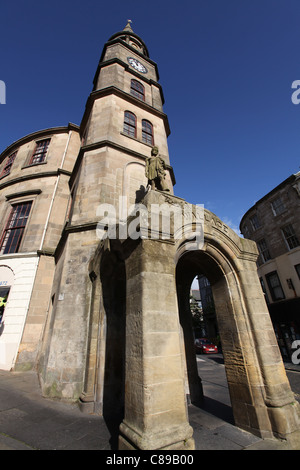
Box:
[75,20,175,226]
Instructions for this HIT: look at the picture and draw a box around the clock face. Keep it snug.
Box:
[127,57,147,74]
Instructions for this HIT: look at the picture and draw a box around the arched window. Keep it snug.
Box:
[130,79,145,101]
[123,111,137,138]
[142,120,154,145]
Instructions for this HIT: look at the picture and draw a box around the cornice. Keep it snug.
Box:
[99,37,154,68]
[0,123,80,163]
[93,39,159,93]
[80,85,169,136]
[0,168,71,191]
[107,32,150,58]
[239,173,298,229]
[92,57,163,101]
[5,189,42,200]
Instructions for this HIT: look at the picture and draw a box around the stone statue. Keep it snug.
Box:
[145,146,170,192]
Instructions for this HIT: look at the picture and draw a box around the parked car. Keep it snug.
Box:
[195,338,218,354]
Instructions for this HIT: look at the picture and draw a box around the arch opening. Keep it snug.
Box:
[176,249,237,424]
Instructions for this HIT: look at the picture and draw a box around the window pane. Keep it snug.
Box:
[0,151,17,178]
[266,271,285,301]
[123,112,136,137]
[0,202,32,254]
[282,224,300,250]
[2,228,23,254]
[250,214,261,231]
[30,139,50,165]
[271,197,285,216]
[142,120,153,145]
[257,238,271,263]
[130,80,145,101]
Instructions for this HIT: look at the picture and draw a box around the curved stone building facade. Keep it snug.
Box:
[240,171,300,360]
[0,124,80,370]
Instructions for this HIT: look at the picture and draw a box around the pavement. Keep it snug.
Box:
[0,356,298,451]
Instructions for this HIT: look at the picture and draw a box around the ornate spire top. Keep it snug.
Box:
[108,21,149,58]
[123,19,133,33]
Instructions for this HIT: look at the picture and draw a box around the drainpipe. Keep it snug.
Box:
[39,131,72,251]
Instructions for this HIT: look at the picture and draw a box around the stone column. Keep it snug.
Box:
[119,238,194,450]
[238,262,300,447]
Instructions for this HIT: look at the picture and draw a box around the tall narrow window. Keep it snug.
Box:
[271,196,286,216]
[123,111,137,138]
[266,271,285,301]
[282,224,300,250]
[130,79,145,101]
[241,223,250,238]
[142,120,154,145]
[0,151,17,178]
[257,238,271,263]
[249,213,261,231]
[29,139,50,165]
[0,202,32,254]
[259,277,269,304]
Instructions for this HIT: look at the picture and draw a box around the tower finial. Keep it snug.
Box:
[123,19,133,32]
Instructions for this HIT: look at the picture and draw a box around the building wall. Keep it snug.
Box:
[0,255,39,370]
[240,172,300,359]
[240,173,300,302]
[0,125,80,370]
[14,254,55,371]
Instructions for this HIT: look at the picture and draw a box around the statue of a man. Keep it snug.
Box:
[145,146,170,191]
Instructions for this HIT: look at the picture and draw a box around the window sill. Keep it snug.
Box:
[21,161,48,170]
[0,173,10,181]
[120,132,153,148]
[286,246,300,255]
[0,252,38,260]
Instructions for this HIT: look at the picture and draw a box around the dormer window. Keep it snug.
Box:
[130,79,145,101]
[130,41,140,51]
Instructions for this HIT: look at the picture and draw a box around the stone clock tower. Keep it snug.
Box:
[77,19,174,221]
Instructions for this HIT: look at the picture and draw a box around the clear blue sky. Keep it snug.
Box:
[1,0,300,234]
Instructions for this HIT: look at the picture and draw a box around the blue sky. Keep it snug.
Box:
[1,0,300,234]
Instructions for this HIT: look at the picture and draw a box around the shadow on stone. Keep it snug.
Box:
[103,411,124,449]
[195,396,234,425]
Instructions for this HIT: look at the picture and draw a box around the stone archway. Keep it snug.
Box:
[176,241,291,439]
[117,191,300,450]
[83,190,300,449]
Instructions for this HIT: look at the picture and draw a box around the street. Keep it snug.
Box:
[0,361,298,450]
[196,352,300,408]
[184,352,300,449]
